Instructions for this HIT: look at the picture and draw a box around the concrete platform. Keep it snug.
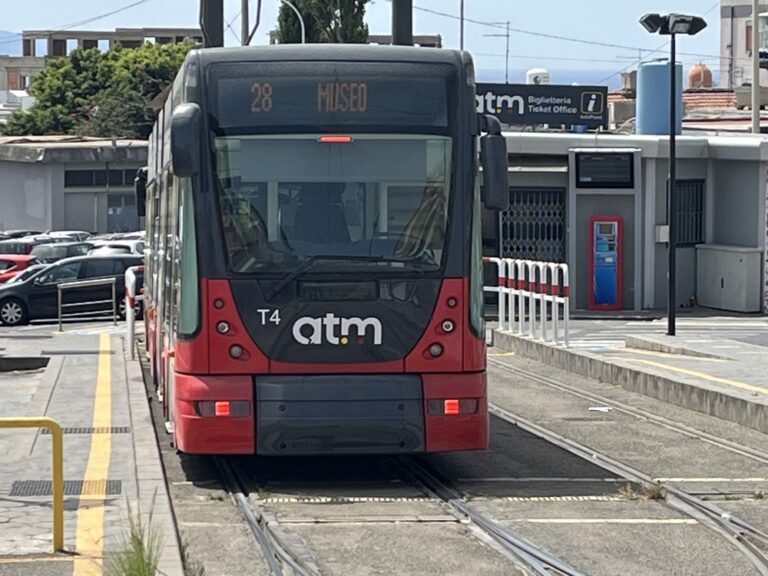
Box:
[492,320,768,434]
[0,324,183,575]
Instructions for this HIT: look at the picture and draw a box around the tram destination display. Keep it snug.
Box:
[210,62,451,129]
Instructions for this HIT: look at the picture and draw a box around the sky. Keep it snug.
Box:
[0,0,723,86]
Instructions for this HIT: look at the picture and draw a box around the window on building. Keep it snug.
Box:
[95,169,126,187]
[64,170,95,187]
[746,18,768,52]
[676,180,704,246]
[65,169,137,188]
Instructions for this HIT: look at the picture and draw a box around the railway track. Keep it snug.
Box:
[393,455,586,576]
[215,450,587,576]
[488,358,768,575]
[214,457,320,576]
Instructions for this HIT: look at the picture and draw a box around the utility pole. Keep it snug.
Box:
[392,0,413,46]
[484,22,511,84]
[460,0,464,50]
[752,0,761,133]
[241,0,250,46]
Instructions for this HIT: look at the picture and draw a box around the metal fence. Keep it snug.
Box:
[57,278,117,331]
[484,257,570,346]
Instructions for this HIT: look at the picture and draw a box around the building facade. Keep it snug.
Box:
[720,0,768,88]
[0,136,147,233]
[21,27,203,57]
[488,132,768,313]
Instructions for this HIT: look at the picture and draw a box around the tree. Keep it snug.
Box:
[276,0,370,44]
[1,41,194,139]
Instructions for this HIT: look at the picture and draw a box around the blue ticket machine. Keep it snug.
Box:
[588,216,622,310]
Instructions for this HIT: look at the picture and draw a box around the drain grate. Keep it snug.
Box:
[41,426,130,435]
[10,479,121,497]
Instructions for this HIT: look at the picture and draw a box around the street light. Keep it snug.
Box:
[639,13,706,337]
[280,0,305,44]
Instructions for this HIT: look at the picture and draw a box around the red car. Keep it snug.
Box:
[0,255,40,283]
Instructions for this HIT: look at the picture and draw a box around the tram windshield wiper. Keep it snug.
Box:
[266,254,406,300]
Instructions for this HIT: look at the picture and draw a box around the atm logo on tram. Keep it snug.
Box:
[292,314,383,346]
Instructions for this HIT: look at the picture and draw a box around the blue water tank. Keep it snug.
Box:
[636,60,683,135]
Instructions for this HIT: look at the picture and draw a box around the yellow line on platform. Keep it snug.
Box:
[488,352,516,357]
[73,333,112,576]
[622,348,726,362]
[655,477,768,482]
[515,518,698,525]
[605,356,766,396]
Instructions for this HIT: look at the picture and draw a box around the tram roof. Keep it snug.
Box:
[192,44,468,68]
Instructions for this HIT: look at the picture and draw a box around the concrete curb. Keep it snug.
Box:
[624,335,730,360]
[123,335,185,576]
[492,330,768,434]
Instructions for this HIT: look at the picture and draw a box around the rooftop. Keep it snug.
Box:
[0,135,147,163]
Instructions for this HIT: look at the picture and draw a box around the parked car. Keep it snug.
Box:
[0,255,40,283]
[0,254,143,326]
[48,230,92,242]
[31,242,92,263]
[88,240,145,256]
[1,229,42,239]
[0,238,44,255]
[4,263,48,285]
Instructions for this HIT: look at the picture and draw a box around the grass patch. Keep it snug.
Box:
[618,483,638,500]
[754,489,765,500]
[105,494,162,576]
[641,482,666,501]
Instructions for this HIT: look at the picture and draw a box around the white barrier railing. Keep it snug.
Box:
[484,257,570,347]
[125,265,144,360]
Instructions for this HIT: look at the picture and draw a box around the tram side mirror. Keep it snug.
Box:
[134,167,147,218]
[171,103,202,178]
[480,119,508,211]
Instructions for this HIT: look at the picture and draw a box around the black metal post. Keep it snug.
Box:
[200,0,224,48]
[668,33,677,336]
[392,0,413,46]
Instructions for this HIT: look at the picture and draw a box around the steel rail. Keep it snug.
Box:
[213,457,317,576]
[488,402,768,575]
[395,456,587,576]
[489,358,768,547]
[488,358,768,466]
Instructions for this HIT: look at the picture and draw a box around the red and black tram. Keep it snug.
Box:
[137,45,507,455]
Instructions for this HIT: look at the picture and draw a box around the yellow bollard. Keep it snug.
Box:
[0,417,64,552]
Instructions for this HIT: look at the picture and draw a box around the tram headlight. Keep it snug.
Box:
[428,343,443,358]
[229,344,244,359]
[216,321,230,334]
[441,320,455,333]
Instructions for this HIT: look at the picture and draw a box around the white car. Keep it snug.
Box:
[88,240,145,256]
[48,230,92,242]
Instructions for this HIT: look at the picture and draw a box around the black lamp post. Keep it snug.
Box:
[639,13,707,336]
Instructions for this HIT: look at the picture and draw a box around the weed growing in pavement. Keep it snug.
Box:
[180,539,206,576]
[754,489,765,500]
[641,482,666,500]
[724,494,743,501]
[105,492,162,576]
[618,483,638,500]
